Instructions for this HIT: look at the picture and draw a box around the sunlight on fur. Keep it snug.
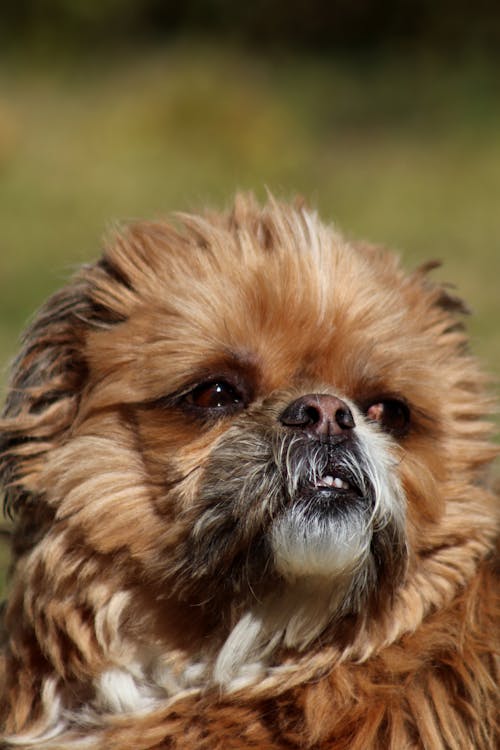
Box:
[0,194,498,749]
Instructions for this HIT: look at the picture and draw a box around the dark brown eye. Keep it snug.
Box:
[365,399,410,436]
[184,380,245,413]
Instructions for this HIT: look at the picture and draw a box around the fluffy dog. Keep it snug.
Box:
[0,195,498,749]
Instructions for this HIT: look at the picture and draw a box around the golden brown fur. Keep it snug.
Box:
[0,194,498,748]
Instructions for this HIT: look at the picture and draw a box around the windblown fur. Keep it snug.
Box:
[0,194,498,748]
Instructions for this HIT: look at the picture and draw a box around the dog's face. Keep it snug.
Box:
[1,196,497,702]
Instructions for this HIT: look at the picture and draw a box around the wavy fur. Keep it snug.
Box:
[0,194,498,748]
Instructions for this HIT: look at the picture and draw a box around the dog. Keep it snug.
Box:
[0,194,498,749]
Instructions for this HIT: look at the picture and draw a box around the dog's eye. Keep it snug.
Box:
[365,399,410,436]
[184,380,245,412]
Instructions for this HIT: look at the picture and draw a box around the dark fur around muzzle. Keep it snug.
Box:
[168,418,408,619]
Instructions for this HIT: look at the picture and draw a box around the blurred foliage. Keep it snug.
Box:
[0,38,499,594]
[2,0,500,56]
[1,45,499,372]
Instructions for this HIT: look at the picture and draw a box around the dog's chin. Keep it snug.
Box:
[269,426,407,589]
[270,487,374,582]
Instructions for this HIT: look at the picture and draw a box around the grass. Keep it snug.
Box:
[0,41,499,595]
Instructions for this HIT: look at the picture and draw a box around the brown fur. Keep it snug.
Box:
[0,194,498,748]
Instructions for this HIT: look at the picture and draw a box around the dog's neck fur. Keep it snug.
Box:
[92,523,495,723]
[6,549,497,749]
[95,578,348,707]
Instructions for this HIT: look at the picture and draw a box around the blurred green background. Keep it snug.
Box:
[1,2,499,594]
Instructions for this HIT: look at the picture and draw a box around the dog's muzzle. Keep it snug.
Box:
[278,393,368,511]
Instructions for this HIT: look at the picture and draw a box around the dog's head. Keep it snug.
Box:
[1,195,497,701]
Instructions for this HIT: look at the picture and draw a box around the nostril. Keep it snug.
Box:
[336,408,355,431]
[304,405,321,426]
[280,401,319,428]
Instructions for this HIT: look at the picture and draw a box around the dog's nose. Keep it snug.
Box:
[279,394,355,439]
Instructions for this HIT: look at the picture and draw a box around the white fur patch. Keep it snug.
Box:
[271,504,369,579]
[95,667,161,714]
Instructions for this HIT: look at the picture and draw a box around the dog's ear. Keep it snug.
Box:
[0,244,138,549]
[414,260,471,321]
[355,244,471,328]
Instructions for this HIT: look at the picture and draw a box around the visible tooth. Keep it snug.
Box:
[333,477,349,489]
[316,475,350,490]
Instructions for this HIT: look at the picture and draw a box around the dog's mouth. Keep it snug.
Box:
[289,446,367,508]
[312,468,356,493]
[304,468,363,507]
